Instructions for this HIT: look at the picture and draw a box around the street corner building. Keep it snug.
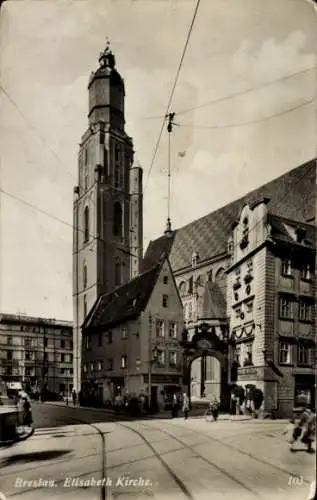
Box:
[142,160,316,418]
[80,256,184,405]
[0,314,73,398]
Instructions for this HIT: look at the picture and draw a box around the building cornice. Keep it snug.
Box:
[0,313,73,328]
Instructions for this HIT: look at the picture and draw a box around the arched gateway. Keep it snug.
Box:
[180,323,232,410]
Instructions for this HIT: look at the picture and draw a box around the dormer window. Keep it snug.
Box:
[301,264,311,281]
[192,252,199,267]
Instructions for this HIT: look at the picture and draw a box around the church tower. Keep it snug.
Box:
[72,41,143,392]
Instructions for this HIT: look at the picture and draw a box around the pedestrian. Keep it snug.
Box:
[22,396,33,427]
[209,395,220,421]
[182,393,189,420]
[171,393,178,418]
[290,404,315,453]
[72,389,77,406]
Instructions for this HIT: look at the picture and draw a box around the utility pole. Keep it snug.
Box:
[148,313,153,410]
[165,112,175,231]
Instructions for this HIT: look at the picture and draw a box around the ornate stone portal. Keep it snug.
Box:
[180,323,231,408]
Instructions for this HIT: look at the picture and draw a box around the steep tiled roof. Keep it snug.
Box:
[268,214,316,248]
[82,263,162,330]
[198,282,227,320]
[142,231,176,272]
[143,159,315,272]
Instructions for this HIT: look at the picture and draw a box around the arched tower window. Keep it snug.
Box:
[115,261,121,286]
[83,261,88,289]
[114,163,120,188]
[113,202,123,237]
[84,164,88,191]
[84,206,89,242]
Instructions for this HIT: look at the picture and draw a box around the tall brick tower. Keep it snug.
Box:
[72,41,143,392]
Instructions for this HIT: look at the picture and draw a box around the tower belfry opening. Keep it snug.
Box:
[72,41,143,392]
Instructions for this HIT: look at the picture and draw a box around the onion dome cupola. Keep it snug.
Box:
[88,39,125,130]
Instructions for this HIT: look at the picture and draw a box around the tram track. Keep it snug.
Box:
[144,420,312,485]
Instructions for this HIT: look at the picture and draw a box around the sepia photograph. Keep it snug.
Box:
[0,0,316,499]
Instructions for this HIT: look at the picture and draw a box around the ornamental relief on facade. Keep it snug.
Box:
[231,321,255,342]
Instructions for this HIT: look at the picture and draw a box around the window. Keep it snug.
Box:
[107,358,113,371]
[168,351,177,367]
[24,338,32,348]
[279,342,291,364]
[207,270,213,282]
[84,164,88,190]
[163,276,168,284]
[113,202,123,237]
[83,262,88,289]
[279,297,293,319]
[235,345,241,367]
[90,363,94,372]
[61,353,65,362]
[115,144,120,163]
[121,355,127,369]
[121,328,127,339]
[83,206,89,242]
[157,351,165,366]
[61,339,65,348]
[298,343,310,366]
[83,295,87,319]
[25,351,32,361]
[115,262,121,286]
[281,259,292,276]
[108,331,112,344]
[98,332,102,347]
[156,320,165,337]
[44,337,48,348]
[25,367,34,377]
[301,264,311,281]
[244,342,253,366]
[187,277,193,294]
[84,334,91,350]
[7,351,12,360]
[188,302,192,320]
[168,322,177,338]
[114,163,120,188]
[299,302,312,322]
[97,361,103,371]
[162,295,168,308]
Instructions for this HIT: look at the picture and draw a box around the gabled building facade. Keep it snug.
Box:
[143,160,316,415]
[81,257,184,406]
[227,200,316,416]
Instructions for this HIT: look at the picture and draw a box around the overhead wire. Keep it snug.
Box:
[174,98,315,130]
[143,0,202,192]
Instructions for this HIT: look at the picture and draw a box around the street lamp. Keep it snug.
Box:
[148,345,161,411]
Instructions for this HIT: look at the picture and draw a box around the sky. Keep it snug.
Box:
[0,0,316,321]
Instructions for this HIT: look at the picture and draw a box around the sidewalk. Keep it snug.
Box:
[40,401,254,421]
